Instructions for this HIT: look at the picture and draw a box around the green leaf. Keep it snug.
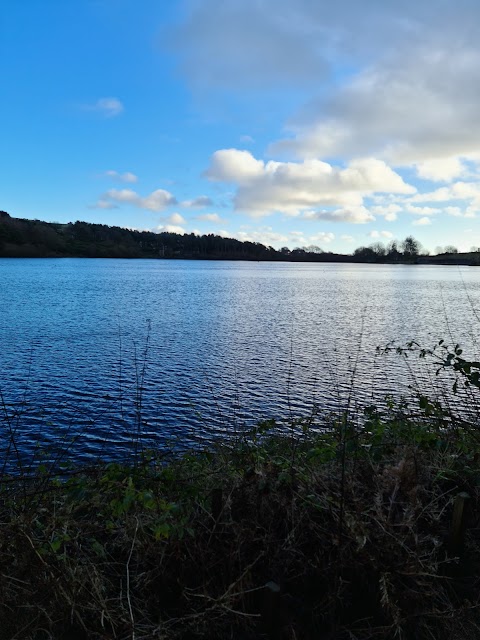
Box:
[50,538,62,553]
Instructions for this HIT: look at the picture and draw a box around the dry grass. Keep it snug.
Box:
[1,411,480,640]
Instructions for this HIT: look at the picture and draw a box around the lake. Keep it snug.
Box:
[1,258,480,465]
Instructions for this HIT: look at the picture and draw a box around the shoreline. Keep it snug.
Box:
[1,404,479,639]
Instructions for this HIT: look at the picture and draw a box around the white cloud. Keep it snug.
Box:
[368,230,393,239]
[240,135,255,143]
[104,170,138,183]
[445,206,462,217]
[302,206,374,224]
[172,0,480,197]
[82,97,124,118]
[412,217,432,226]
[415,157,466,182]
[408,182,480,217]
[370,204,401,221]
[341,234,355,242]
[142,190,177,211]
[157,224,186,234]
[409,187,453,203]
[405,205,441,216]
[235,228,289,245]
[205,149,264,183]
[164,212,186,225]
[205,149,413,217]
[180,195,213,208]
[271,46,480,169]
[196,213,223,222]
[207,227,335,249]
[309,232,335,244]
[104,188,177,211]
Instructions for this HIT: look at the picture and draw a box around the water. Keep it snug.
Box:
[1,258,480,464]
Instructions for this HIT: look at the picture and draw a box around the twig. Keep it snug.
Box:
[126,516,139,639]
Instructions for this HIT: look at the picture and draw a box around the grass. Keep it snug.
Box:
[1,398,480,640]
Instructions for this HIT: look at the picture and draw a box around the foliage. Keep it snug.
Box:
[1,402,480,639]
[0,211,351,262]
[383,338,480,394]
[401,235,422,258]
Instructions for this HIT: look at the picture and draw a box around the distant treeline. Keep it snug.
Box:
[0,210,350,261]
[1,210,479,263]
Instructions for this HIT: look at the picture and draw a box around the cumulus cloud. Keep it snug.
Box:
[370,204,401,221]
[405,205,441,216]
[445,206,462,217]
[414,182,480,203]
[163,212,186,225]
[234,228,289,245]
[103,188,177,211]
[82,97,124,118]
[271,44,480,171]
[104,170,138,183]
[157,224,186,234]
[407,182,480,217]
[171,0,480,245]
[285,231,335,247]
[302,206,374,224]
[172,1,480,172]
[206,227,334,249]
[309,232,335,244]
[368,230,393,239]
[196,213,223,222]
[415,157,466,182]
[205,149,413,217]
[205,149,264,183]
[180,195,213,208]
[412,217,432,226]
[159,1,480,244]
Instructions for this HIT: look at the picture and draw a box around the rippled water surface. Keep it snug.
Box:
[1,258,480,463]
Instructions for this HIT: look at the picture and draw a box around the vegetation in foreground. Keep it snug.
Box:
[1,402,480,639]
[1,341,480,639]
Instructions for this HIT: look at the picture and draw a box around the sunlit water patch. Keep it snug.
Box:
[1,259,480,466]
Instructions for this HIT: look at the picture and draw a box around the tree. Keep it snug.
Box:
[401,236,421,258]
[369,242,386,257]
[444,245,458,254]
[353,246,376,261]
[303,245,324,254]
[386,240,401,261]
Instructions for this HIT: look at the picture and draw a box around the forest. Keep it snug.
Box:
[0,210,478,264]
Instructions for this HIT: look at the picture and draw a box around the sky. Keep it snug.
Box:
[2,0,480,253]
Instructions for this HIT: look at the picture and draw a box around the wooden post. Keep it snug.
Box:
[449,492,470,555]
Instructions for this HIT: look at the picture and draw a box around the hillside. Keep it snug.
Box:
[0,211,350,261]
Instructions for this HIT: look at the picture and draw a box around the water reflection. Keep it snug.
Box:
[0,259,479,464]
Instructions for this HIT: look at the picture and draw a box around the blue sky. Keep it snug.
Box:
[2,0,480,253]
